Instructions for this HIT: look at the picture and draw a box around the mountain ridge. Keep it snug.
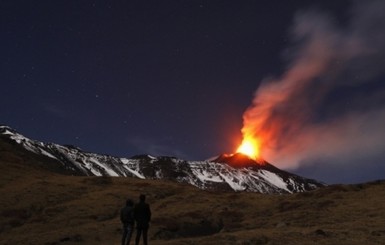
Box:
[0,125,325,193]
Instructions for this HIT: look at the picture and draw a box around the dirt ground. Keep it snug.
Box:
[1,139,385,245]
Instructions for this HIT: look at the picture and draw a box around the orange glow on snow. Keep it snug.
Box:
[236,137,260,160]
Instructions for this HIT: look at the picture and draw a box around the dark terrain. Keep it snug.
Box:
[1,136,384,245]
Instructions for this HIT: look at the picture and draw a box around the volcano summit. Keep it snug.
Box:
[0,125,325,193]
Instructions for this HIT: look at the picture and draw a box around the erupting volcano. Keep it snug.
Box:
[213,134,265,168]
[236,136,261,160]
[1,125,326,193]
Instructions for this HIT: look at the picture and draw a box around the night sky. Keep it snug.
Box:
[2,1,385,184]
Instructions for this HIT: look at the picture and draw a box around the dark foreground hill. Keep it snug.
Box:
[1,134,385,244]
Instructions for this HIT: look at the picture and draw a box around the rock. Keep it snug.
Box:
[276,222,288,228]
[315,229,327,236]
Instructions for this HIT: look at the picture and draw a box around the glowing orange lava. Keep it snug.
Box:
[236,137,260,160]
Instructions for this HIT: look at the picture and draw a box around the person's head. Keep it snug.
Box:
[139,194,146,202]
[126,198,133,207]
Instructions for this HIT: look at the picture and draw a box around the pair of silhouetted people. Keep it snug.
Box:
[120,194,151,245]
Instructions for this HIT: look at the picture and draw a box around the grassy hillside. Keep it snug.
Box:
[1,138,385,245]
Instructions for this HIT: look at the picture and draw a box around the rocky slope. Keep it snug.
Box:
[1,145,384,245]
[0,125,324,193]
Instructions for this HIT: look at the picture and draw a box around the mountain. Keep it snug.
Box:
[0,125,325,193]
[2,141,384,245]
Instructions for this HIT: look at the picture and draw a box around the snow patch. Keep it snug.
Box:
[259,170,291,193]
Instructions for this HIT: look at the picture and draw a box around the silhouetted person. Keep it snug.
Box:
[134,194,151,245]
[120,198,135,245]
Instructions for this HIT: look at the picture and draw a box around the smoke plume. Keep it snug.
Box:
[242,0,385,170]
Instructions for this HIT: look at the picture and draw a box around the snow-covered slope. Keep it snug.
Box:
[0,125,325,193]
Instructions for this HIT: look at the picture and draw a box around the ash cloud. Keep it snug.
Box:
[243,0,385,179]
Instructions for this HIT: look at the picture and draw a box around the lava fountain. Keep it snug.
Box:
[236,136,261,160]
